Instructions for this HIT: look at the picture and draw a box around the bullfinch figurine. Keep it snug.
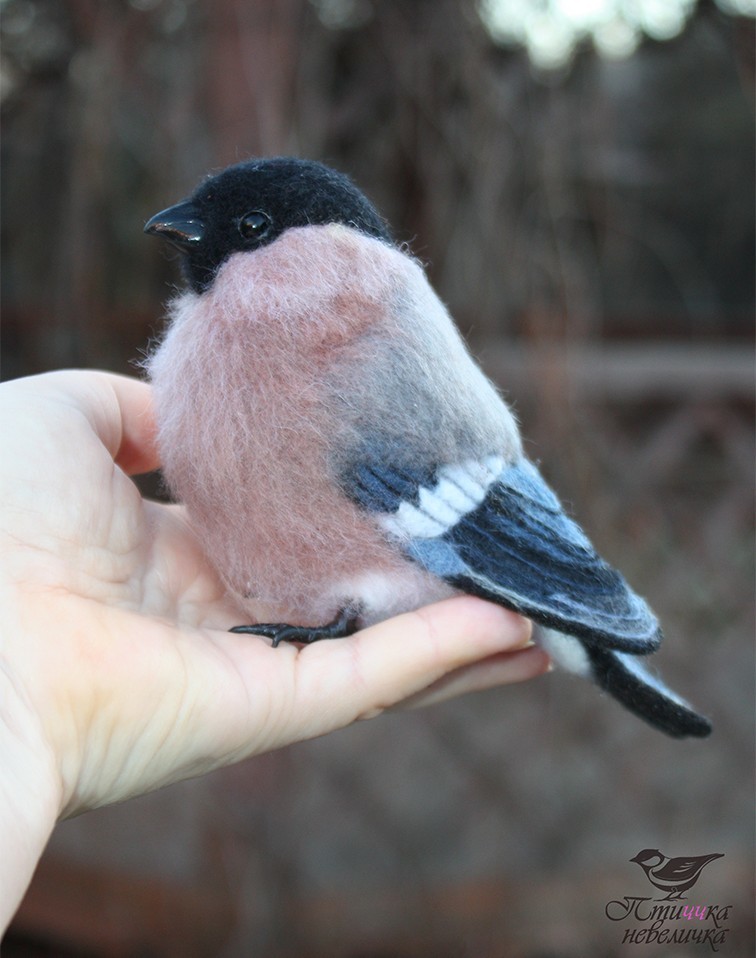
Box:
[144,156,711,739]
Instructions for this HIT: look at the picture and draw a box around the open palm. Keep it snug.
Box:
[0,370,546,821]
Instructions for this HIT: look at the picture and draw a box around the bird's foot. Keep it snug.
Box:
[229,607,360,648]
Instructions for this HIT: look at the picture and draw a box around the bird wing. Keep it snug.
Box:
[341,454,712,739]
[343,454,661,653]
[655,855,723,881]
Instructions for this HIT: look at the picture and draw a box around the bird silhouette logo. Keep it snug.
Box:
[630,849,724,900]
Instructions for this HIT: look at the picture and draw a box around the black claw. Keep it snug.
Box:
[229,607,361,646]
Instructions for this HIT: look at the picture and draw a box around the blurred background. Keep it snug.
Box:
[2,0,754,955]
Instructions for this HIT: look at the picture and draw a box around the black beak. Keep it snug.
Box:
[144,200,205,250]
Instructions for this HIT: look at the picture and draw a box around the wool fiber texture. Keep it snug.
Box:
[148,224,517,624]
[146,195,711,737]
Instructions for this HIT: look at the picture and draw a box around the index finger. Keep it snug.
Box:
[31,370,161,476]
[100,372,160,476]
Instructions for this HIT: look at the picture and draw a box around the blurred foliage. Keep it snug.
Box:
[1,0,753,379]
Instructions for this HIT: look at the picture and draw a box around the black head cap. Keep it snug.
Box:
[144,157,392,293]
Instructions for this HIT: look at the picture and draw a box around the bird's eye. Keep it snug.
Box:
[238,210,271,241]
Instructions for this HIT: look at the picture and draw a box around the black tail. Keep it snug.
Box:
[586,647,712,739]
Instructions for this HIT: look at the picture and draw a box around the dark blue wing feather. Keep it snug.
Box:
[344,458,433,513]
[345,458,661,654]
[341,456,711,738]
[436,465,661,652]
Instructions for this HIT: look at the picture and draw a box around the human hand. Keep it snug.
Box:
[0,370,548,924]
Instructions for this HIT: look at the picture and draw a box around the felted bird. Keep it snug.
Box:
[630,849,724,899]
[144,156,711,739]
